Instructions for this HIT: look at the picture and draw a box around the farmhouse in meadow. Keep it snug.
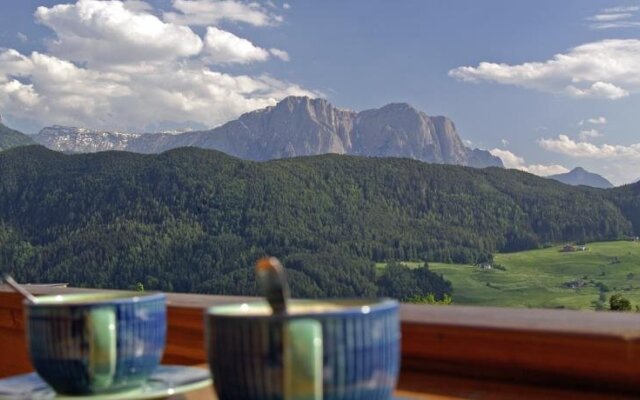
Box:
[478,262,493,270]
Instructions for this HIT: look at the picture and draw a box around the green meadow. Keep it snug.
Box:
[378,240,640,310]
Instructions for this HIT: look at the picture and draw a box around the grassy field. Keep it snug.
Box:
[378,240,640,310]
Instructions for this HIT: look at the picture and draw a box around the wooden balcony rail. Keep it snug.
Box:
[1,285,640,398]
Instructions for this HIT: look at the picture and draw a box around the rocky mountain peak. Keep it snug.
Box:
[278,95,325,108]
[378,102,418,113]
[269,96,334,119]
[30,96,503,168]
[269,96,345,124]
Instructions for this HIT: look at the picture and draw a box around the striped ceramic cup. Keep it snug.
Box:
[205,298,400,400]
[26,291,166,395]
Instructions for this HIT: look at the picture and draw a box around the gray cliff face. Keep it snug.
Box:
[35,97,503,168]
[202,96,356,160]
[152,97,501,167]
[253,96,355,159]
[431,115,468,164]
[127,97,357,157]
[353,103,437,160]
[350,104,471,164]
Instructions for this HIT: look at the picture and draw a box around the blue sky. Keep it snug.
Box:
[0,1,639,184]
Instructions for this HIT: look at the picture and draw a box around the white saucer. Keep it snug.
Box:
[0,365,212,400]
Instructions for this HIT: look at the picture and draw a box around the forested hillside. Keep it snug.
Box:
[0,146,633,298]
[0,123,34,151]
[610,183,640,236]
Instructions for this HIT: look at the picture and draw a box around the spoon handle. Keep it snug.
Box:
[256,257,289,315]
[3,275,38,304]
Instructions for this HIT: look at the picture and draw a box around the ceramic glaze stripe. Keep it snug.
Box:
[208,304,400,400]
[113,299,166,385]
[321,309,399,400]
[27,295,166,395]
[28,307,91,392]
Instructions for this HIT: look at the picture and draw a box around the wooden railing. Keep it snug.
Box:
[2,285,640,397]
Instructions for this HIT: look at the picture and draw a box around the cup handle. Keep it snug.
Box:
[284,319,323,400]
[86,307,117,390]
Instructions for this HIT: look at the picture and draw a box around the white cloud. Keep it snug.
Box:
[0,50,131,125]
[449,39,640,100]
[164,0,282,26]
[0,48,316,130]
[203,26,269,64]
[578,129,602,141]
[490,148,524,168]
[489,148,569,176]
[0,1,316,131]
[589,13,633,22]
[0,80,39,110]
[538,135,640,184]
[500,138,509,147]
[566,81,629,99]
[0,49,37,76]
[579,116,607,125]
[539,135,640,160]
[16,32,28,43]
[35,0,203,66]
[603,6,640,13]
[591,21,640,29]
[525,164,571,176]
[283,3,291,9]
[589,5,640,29]
[269,48,290,62]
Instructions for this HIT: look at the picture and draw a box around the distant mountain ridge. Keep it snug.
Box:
[0,115,35,151]
[35,125,142,153]
[549,167,614,189]
[32,97,502,168]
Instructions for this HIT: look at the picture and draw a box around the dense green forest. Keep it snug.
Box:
[609,183,640,236]
[0,145,637,299]
[0,123,34,151]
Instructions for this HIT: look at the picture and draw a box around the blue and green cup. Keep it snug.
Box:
[205,298,400,400]
[25,291,167,395]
